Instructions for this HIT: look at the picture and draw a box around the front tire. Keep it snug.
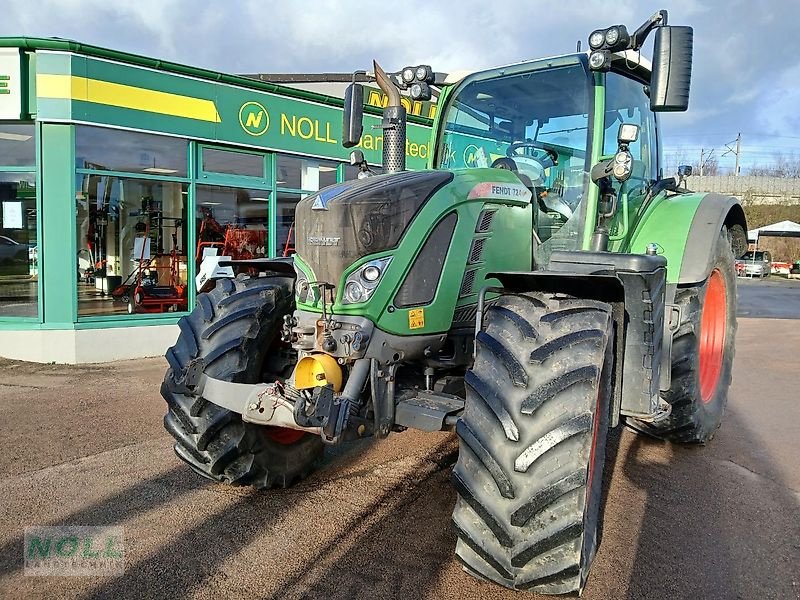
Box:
[452,293,614,595]
[161,275,323,489]
[631,231,736,443]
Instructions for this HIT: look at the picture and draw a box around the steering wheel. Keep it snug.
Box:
[507,141,559,167]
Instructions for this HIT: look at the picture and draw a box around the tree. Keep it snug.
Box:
[694,154,719,176]
[748,153,800,178]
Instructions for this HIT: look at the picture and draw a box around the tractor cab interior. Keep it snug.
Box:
[436,58,591,258]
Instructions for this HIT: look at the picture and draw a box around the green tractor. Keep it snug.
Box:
[162,10,746,595]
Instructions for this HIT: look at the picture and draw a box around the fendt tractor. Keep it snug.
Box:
[162,10,747,595]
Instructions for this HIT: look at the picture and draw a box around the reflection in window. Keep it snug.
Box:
[75,126,188,176]
[277,155,338,190]
[438,61,591,255]
[344,164,383,181]
[276,192,302,256]
[196,186,269,270]
[0,173,37,317]
[76,176,188,316]
[0,124,35,167]
[202,148,265,178]
[604,73,657,181]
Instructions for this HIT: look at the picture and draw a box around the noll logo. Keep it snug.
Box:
[238,101,270,136]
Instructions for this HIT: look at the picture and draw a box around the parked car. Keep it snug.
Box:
[0,235,30,265]
[735,250,772,278]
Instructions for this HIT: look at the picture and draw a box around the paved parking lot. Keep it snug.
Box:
[737,275,800,319]
[0,294,799,599]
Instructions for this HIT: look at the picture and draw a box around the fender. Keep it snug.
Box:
[624,192,747,285]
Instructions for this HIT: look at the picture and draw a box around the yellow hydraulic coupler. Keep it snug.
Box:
[293,353,343,392]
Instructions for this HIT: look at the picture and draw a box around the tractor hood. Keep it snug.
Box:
[294,171,453,286]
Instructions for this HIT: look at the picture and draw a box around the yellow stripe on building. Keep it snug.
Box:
[36,74,221,123]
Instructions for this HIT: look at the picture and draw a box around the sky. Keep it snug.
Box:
[4,0,799,174]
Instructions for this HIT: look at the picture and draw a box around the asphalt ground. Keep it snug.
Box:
[736,275,800,319]
[1,288,799,599]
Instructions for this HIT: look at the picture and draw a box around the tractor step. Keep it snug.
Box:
[395,391,464,432]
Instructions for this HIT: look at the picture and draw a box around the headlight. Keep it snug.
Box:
[415,65,432,82]
[362,265,381,282]
[588,50,610,71]
[341,257,392,305]
[296,277,310,303]
[612,150,633,181]
[294,262,316,304]
[589,30,605,49]
[604,26,620,46]
[401,67,415,84]
[345,281,365,303]
[409,82,431,100]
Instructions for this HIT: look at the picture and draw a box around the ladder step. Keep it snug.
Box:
[395,391,465,432]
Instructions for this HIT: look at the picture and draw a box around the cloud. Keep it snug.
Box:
[2,0,798,170]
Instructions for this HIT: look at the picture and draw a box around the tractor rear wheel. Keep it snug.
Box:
[452,292,614,595]
[161,275,323,489]
[631,231,736,443]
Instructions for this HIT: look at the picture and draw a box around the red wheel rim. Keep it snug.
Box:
[699,269,727,403]
[264,427,306,445]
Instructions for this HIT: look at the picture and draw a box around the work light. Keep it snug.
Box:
[589,30,606,49]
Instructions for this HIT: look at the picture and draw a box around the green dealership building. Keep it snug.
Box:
[0,38,431,363]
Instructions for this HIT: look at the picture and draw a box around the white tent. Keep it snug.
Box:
[747,220,800,242]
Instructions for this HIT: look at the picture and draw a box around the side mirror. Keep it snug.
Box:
[650,25,693,112]
[342,83,364,148]
[349,149,365,166]
[677,165,693,177]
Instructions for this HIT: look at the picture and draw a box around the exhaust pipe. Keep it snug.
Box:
[373,61,406,173]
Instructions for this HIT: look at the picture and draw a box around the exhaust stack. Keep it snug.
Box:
[373,61,406,173]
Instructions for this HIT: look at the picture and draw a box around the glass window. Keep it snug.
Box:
[75,126,188,177]
[604,73,658,181]
[437,61,591,259]
[0,124,35,166]
[202,148,264,178]
[277,155,338,190]
[275,192,302,256]
[196,185,269,270]
[76,176,188,316]
[0,173,37,317]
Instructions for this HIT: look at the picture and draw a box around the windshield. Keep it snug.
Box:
[436,59,592,263]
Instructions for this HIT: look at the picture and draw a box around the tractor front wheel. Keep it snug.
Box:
[161,275,323,489]
[452,292,614,595]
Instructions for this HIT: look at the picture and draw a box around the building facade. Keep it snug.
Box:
[0,39,431,363]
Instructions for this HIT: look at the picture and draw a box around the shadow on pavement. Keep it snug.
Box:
[617,410,800,600]
[0,465,205,580]
[267,440,459,599]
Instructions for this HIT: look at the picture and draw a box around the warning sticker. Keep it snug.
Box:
[408,308,425,330]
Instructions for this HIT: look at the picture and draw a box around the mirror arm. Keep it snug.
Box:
[630,9,668,50]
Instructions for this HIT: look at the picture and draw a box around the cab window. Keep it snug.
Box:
[603,72,658,183]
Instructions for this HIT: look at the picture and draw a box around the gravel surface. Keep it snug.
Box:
[0,318,798,600]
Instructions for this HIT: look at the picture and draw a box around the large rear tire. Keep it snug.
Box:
[631,231,736,443]
[162,275,323,489]
[452,292,614,595]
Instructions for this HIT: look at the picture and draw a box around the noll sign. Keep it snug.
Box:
[0,48,23,120]
[24,526,125,576]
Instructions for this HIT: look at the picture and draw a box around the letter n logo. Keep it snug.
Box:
[238,101,270,136]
